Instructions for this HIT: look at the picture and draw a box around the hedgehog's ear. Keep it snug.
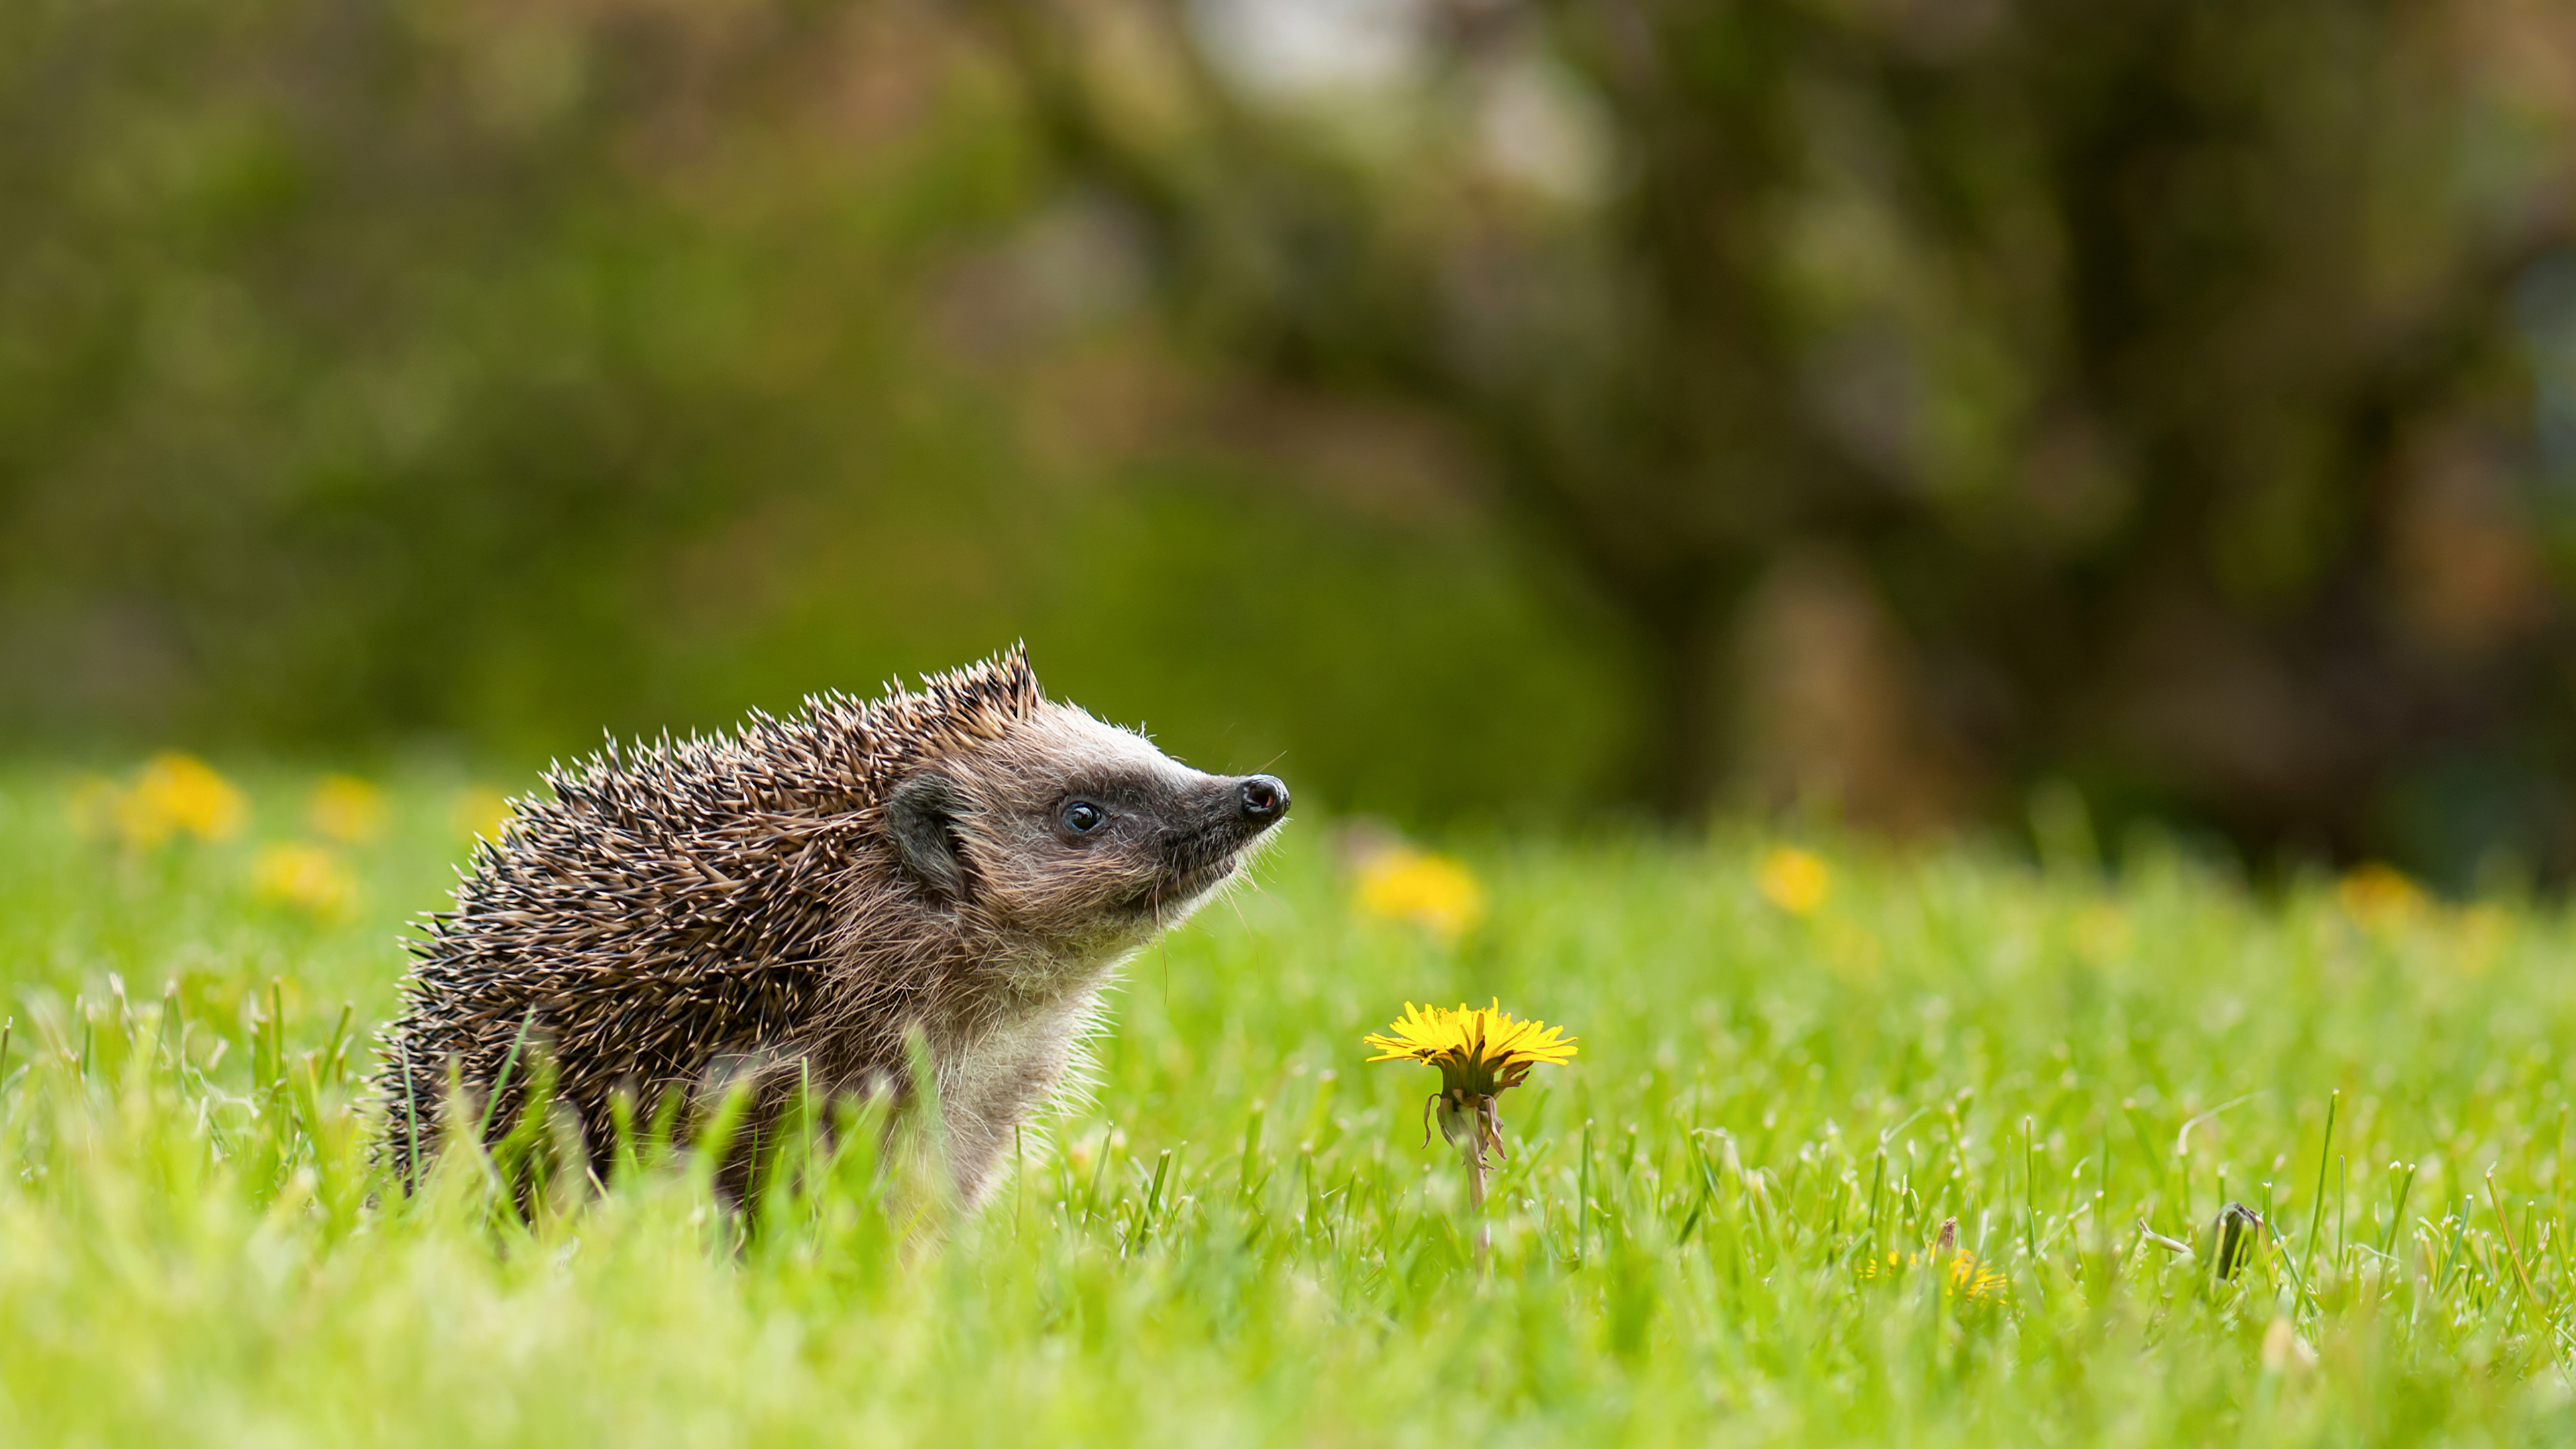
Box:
[888,772,969,904]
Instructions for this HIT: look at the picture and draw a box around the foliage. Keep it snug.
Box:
[0,0,1629,826]
[996,0,2576,867]
[11,0,2576,870]
[9,769,2576,1444]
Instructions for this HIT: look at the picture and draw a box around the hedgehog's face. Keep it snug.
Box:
[885,704,1289,960]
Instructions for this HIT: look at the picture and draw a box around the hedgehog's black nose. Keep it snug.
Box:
[1238,775,1289,822]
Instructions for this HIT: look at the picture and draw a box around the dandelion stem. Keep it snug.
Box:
[1466,1136,1489,1270]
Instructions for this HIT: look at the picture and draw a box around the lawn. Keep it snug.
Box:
[3,763,2573,1446]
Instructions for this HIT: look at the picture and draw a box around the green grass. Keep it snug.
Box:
[6,767,2576,1445]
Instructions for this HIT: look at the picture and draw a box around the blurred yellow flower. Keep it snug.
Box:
[1356,848,1487,941]
[99,753,248,849]
[1858,1246,2008,1303]
[2337,862,2425,928]
[307,774,388,844]
[252,843,357,918]
[2073,902,2133,963]
[1758,846,1830,916]
[449,786,515,843]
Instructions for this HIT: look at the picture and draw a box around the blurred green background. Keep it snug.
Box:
[7,0,2576,879]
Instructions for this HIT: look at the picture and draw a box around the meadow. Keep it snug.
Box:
[4,761,2574,1446]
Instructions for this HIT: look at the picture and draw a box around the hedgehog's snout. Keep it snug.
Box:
[1142,771,1290,909]
[1238,774,1289,824]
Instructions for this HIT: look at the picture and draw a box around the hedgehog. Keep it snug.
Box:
[375,647,1289,1208]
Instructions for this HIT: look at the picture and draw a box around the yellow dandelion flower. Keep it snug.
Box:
[450,785,515,844]
[307,774,388,844]
[1365,999,1578,1093]
[1356,848,1487,941]
[1856,1247,2009,1303]
[1367,1000,1575,1238]
[118,753,247,848]
[1758,845,1830,916]
[1370,989,1566,1196]
[1946,1251,2009,1301]
[2336,862,2424,929]
[252,843,357,918]
[1366,999,1576,1167]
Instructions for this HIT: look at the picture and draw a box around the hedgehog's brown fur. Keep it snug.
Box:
[376,647,1289,1207]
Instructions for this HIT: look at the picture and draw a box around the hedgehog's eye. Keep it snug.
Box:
[1061,800,1108,836]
